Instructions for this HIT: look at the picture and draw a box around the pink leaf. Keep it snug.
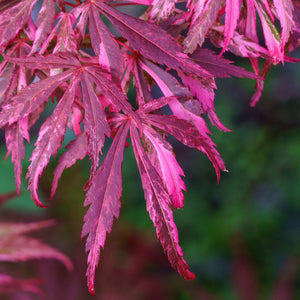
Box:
[0,219,56,236]
[149,0,177,23]
[254,1,283,63]
[70,105,83,136]
[0,63,13,103]
[2,53,81,69]
[191,48,260,79]
[0,220,73,270]
[0,0,38,48]
[71,3,89,40]
[121,53,159,106]
[138,57,191,98]
[81,72,111,179]
[261,0,274,22]
[142,124,186,208]
[210,25,272,59]
[140,114,226,180]
[130,124,195,280]
[4,118,29,194]
[0,236,74,266]
[221,0,241,55]
[87,66,140,127]
[179,71,230,131]
[89,5,123,83]
[82,121,130,295]
[51,133,88,198]
[29,0,55,54]
[139,96,178,113]
[249,58,272,106]
[53,12,78,54]
[184,0,221,53]
[273,0,294,51]
[0,70,74,128]
[95,1,212,78]
[26,78,79,207]
[245,0,258,43]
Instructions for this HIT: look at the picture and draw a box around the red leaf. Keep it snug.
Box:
[249,58,272,106]
[87,66,140,127]
[178,70,230,131]
[0,236,72,270]
[82,122,130,295]
[2,53,81,69]
[51,133,88,198]
[140,114,226,180]
[149,0,176,22]
[221,0,241,55]
[89,5,123,83]
[0,63,14,103]
[138,57,191,98]
[245,0,258,43]
[142,124,186,208]
[53,12,78,54]
[184,0,221,53]
[27,78,79,207]
[81,72,111,179]
[0,1,22,14]
[130,124,195,280]
[191,48,260,79]
[273,0,294,51]
[29,0,55,54]
[209,25,272,59]
[254,1,283,63]
[95,1,212,78]
[0,69,74,128]
[0,219,56,236]
[4,118,29,194]
[0,0,38,48]
[0,220,73,270]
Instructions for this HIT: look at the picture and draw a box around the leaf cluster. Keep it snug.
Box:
[0,0,299,294]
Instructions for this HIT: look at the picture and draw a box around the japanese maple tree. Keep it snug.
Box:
[0,0,299,295]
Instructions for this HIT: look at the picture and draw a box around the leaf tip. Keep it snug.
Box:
[185,270,196,280]
[88,280,95,296]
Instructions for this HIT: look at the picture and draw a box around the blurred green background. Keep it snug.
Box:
[0,57,299,299]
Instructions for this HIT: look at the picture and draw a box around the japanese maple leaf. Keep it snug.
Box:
[29,0,55,55]
[0,220,72,269]
[0,54,136,206]
[220,0,241,56]
[273,0,294,51]
[81,121,130,295]
[184,0,221,53]
[0,0,38,49]
[94,1,212,78]
[130,124,195,280]
[71,1,124,83]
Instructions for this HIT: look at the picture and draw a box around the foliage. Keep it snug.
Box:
[0,192,72,297]
[0,0,299,294]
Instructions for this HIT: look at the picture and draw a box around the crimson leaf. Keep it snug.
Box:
[130,124,195,280]
[82,121,130,295]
